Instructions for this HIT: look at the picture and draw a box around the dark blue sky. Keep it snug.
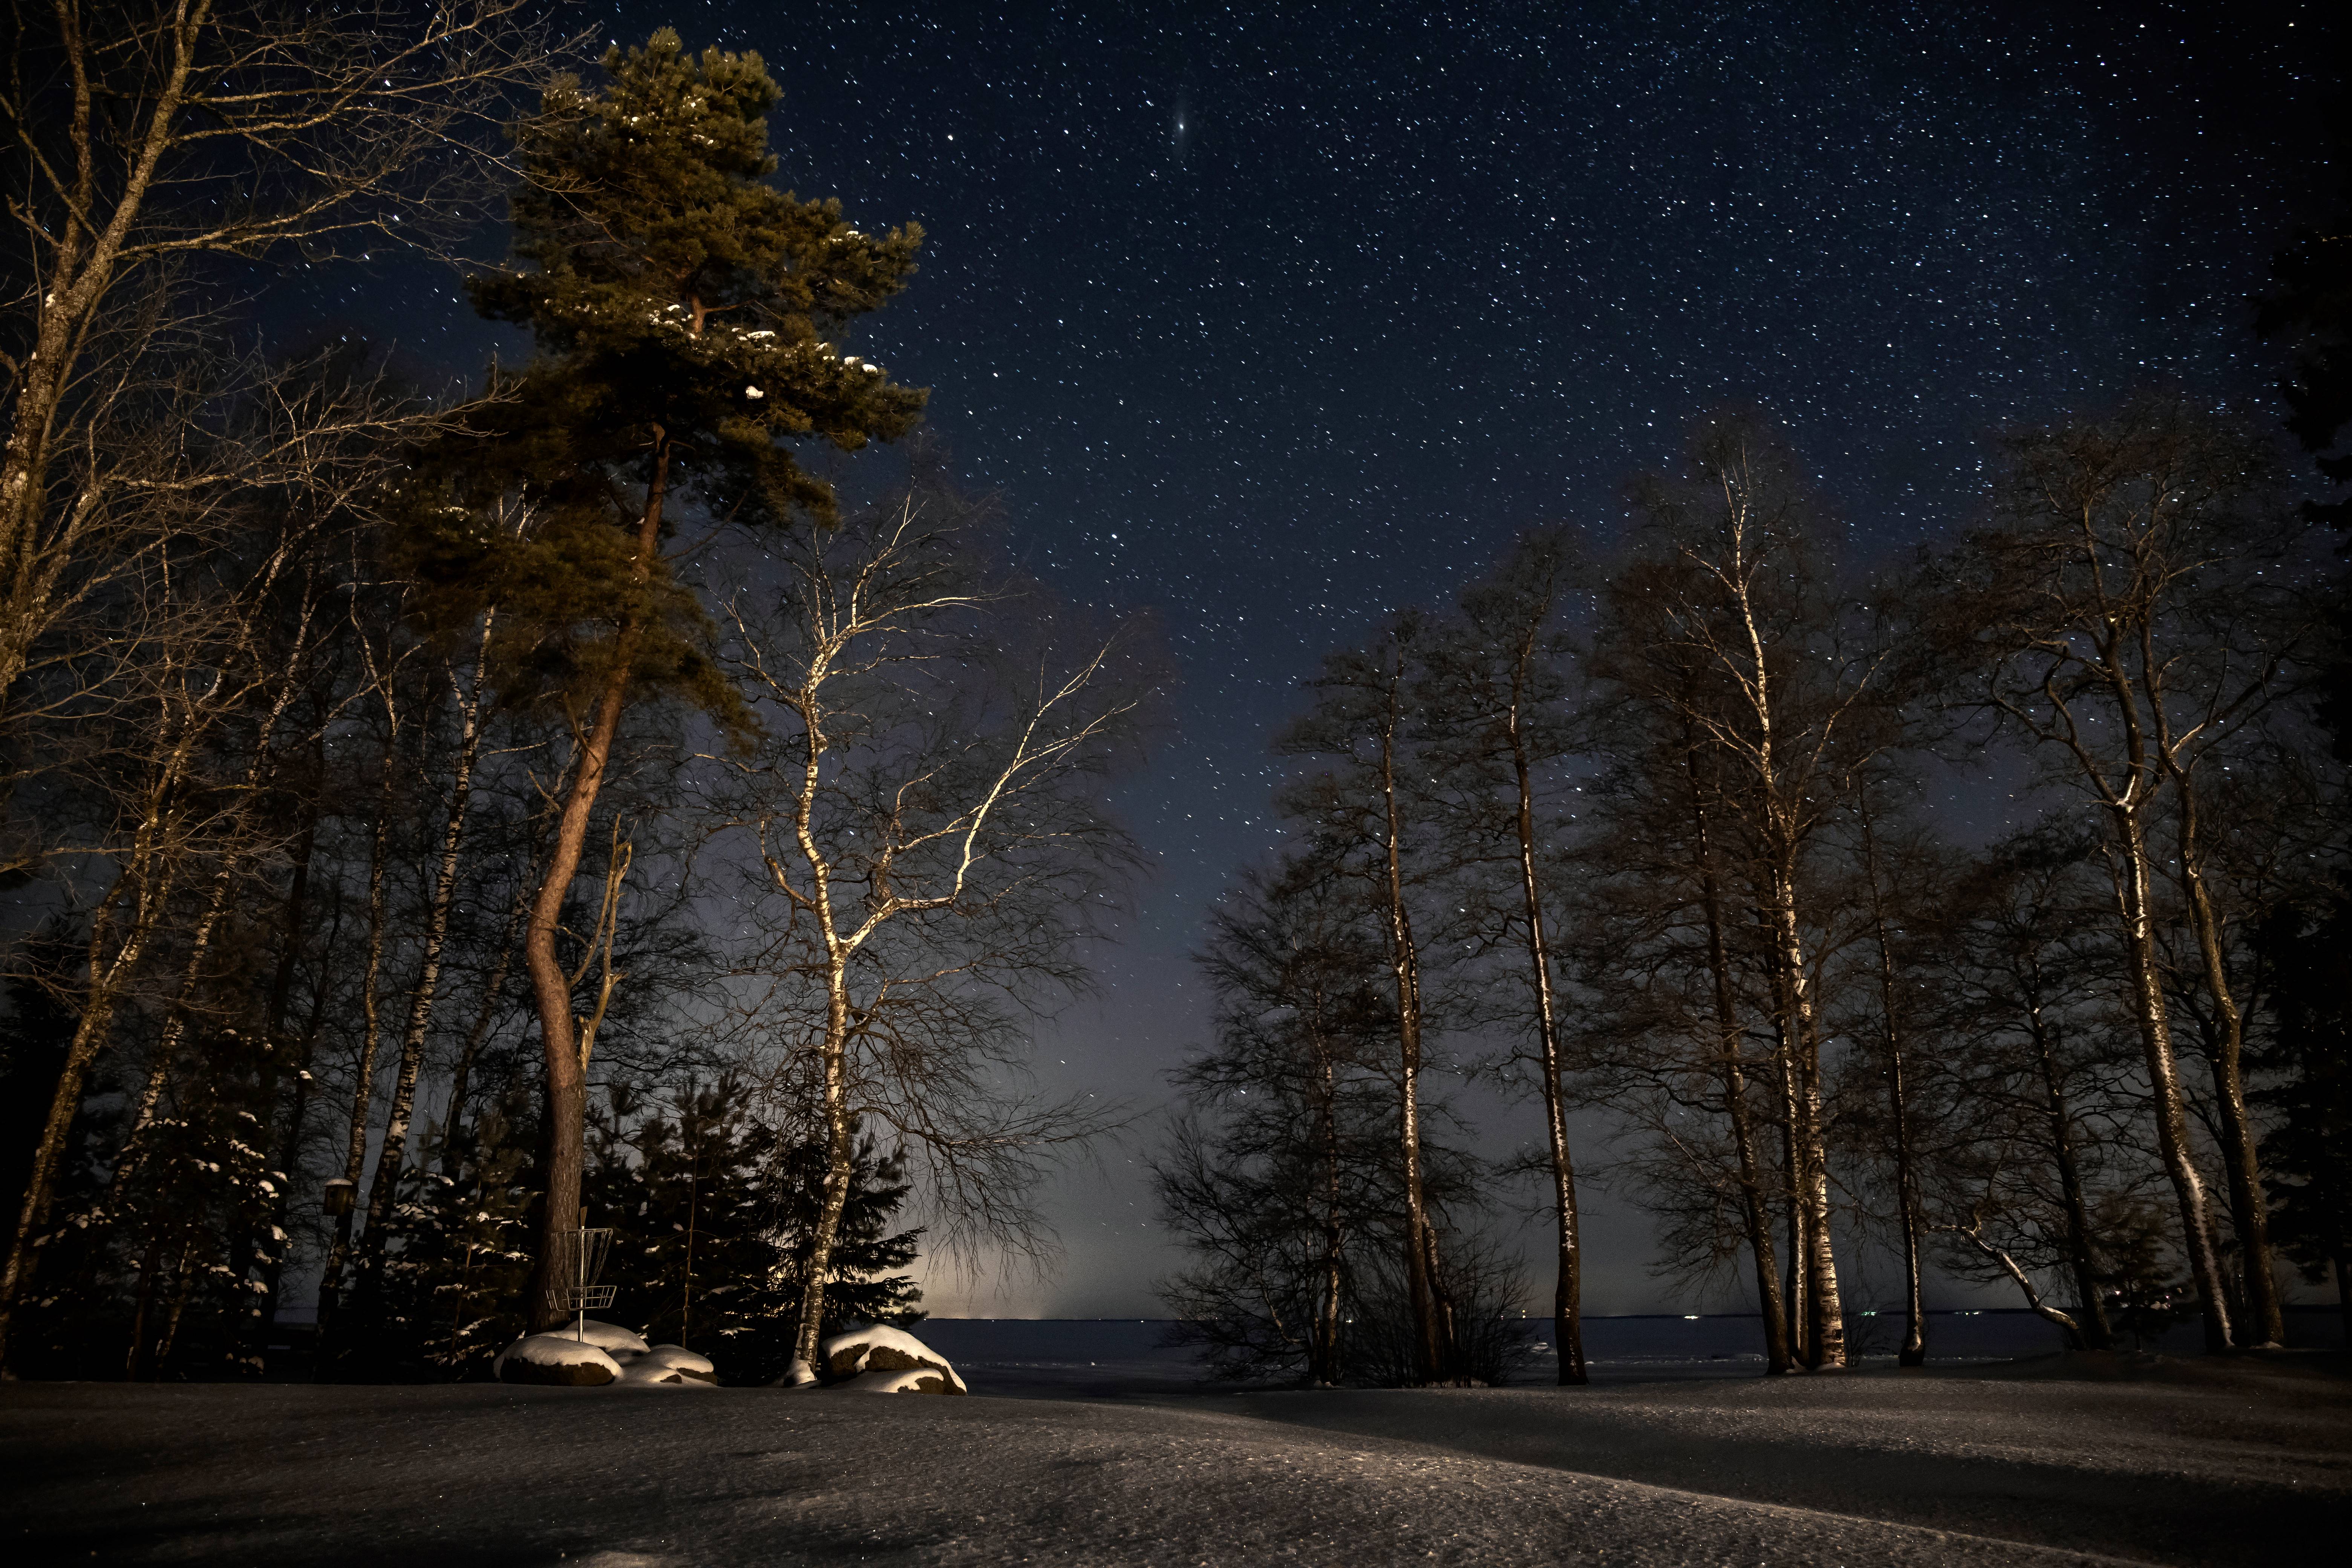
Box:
[298,0,2342,1313]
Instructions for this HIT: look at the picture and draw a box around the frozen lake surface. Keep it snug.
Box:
[915,1308,2346,1397]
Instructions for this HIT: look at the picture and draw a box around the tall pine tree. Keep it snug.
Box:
[403,31,926,1331]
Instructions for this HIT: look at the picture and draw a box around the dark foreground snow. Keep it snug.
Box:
[4,1355,2344,1566]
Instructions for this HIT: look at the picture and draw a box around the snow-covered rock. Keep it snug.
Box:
[493,1334,621,1387]
[557,1318,652,1358]
[617,1345,718,1387]
[816,1325,966,1394]
[834,1366,964,1394]
[616,1361,714,1386]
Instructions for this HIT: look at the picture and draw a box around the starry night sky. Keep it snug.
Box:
[300,1,2342,1314]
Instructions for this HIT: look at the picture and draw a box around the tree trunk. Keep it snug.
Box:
[1506,640,1584,1386]
[1767,865,1845,1370]
[787,680,854,1375]
[2160,720,2283,1349]
[154,1237,200,1372]
[314,745,398,1353]
[2170,826,2283,1343]
[1953,1224,2084,1344]
[1313,1038,1346,1387]
[2029,1005,2113,1351]
[1884,1002,1925,1367]
[1775,1030,1811,1368]
[1856,800,1926,1366]
[0,10,196,714]
[107,870,234,1214]
[791,1031,856,1375]
[680,1139,700,1346]
[360,615,495,1262]
[1719,508,1843,1371]
[1377,664,1446,1385]
[523,450,668,1334]
[1720,1034,1790,1374]
[1685,758,1792,1374]
[0,774,188,1372]
[225,817,317,1369]
[43,902,165,1381]
[106,636,314,1213]
[2110,807,2235,1351]
[239,808,326,1371]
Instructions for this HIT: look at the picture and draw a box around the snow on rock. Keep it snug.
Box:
[617,1368,715,1388]
[816,1325,966,1394]
[559,1319,651,1358]
[494,1324,719,1389]
[833,1366,964,1395]
[616,1345,718,1387]
[616,1362,715,1388]
[493,1334,621,1387]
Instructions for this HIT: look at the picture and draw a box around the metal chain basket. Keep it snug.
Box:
[542,1227,616,1335]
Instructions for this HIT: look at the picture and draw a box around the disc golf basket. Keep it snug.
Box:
[543,1227,616,1341]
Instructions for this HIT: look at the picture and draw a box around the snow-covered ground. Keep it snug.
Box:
[4,1355,2344,1565]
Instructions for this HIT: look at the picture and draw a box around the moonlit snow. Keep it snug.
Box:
[5,1352,2344,1565]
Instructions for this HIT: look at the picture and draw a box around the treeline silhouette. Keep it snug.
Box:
[1157,397,2352,1386]
[0,15,1141,1382]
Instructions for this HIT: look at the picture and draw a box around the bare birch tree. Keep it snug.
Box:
[407,33,927,1329]
[1923,822,2137,1351]
[0,0,567,719]
[1419,530,1593,1383]
[1936,395,2316,1349]
[1159,847,1391,1385]
[1278,611,1472,1384]
[0,351,444,1372]
[715,497,1138,1380]
[1577,658,1795,1372]
[1599,411,1881,1369]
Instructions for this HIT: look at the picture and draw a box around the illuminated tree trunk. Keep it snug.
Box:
[523,459,665,1334]
[1505,639,1584,1386]
[2110,804,2234,1351]
[2168,776,2284,1346]
[1375,654,1449,1386]
[1730,532,1844,1372]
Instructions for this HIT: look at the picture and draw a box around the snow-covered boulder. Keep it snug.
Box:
[816,1325,966,1394]
[834,1365,965,1395]
[616,1344,718,1387]
[558,1318,652,1358]
[494,1334,621,1387]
